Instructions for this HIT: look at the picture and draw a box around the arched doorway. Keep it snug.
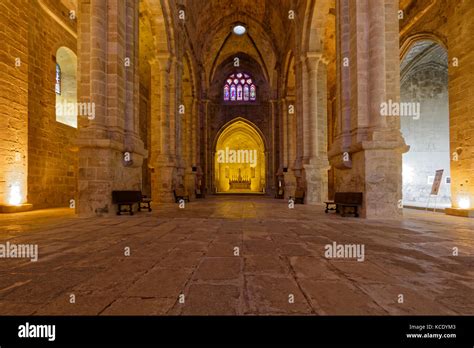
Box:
[214,118,266,194]
[400,39,450,208]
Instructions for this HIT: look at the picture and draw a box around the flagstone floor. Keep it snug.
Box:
[0,196,473,315]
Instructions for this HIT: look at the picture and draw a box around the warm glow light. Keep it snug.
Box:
[458,197,471,210]
[215,120,265,193]
[8,184,22,206]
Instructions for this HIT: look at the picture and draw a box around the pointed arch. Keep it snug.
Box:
[213,117,268,152]
[213,117,267,193]
[400,32,447,61]
[301,0,332,53]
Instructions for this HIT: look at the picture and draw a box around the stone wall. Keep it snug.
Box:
[27,0,78,209]
[447,0,474,209]
[0,0,29,206]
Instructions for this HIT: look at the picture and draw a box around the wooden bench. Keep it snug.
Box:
[289,189,305,204]
[195,188,205,199]
[112,191,152,215]
[275,187,284,199]
[173,189,190,203]
[325,192,363,217]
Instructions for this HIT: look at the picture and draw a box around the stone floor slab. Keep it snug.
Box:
[0,196,472,315]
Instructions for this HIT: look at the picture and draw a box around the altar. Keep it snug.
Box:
[229,170,251,190]
[229,180,251,190]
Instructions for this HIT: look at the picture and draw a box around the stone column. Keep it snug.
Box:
[328,0,408,218]
[269,99,278,194]
[184,98,198,198]
[328,0,352,172]
[303,54,330,204]
[150,56,175,202]
[172,57,184,188]
[195,99,204,194]
[123,0,146,191]
[202,100,211,192]
[285,97,298,199]
[281,99,288,170]
[294,59,305,167]
[77,0,144,215]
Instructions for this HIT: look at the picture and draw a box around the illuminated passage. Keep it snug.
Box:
[214,120,266,193]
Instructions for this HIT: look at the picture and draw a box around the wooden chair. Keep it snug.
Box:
[289,189,305,204]
[195,188,204,199]
[112,191,152,215]
[112,191,141,215]
[325,192,363,217]
[173,189,190,203]
[275,187,284,199]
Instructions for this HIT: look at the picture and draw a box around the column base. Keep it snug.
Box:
[304,158,330,205]
[152,163,176,203]
[184,171,197,199]
[0,203,33,213]
[445,208,474,218]
[283,172,297,200]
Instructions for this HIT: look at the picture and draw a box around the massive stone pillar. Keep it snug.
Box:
[280,99,288,172]
[269,99,278,194]
[150,56,176,202]
[202,99,211,192]
[303,54,330,204]
[76,0,145,216]
[184,98,198,198]
[192,99,203,188]
[294,60,305,187]
[285,97,298,199]
[329,0,408,218]
[446,0,474,216]
[174,58,185,190]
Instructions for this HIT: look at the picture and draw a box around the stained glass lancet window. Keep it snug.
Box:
[223,73,256,102]
[55,63,61,95]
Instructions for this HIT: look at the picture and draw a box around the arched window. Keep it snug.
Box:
[237,84,243,101]
[223,85,230,101]
[223,72,256,102]
[250,84,256,101]
[55,47,78,128]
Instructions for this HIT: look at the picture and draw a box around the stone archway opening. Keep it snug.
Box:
[400,40,450,209]
[214,119,266,194]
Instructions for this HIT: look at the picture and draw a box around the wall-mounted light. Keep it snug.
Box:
[8,184,22,206]
[458,196,471,210]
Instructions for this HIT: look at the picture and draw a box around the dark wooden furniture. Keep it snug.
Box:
[174,189,190,203]
[139,194,152,212]
[275,187,284,199]
[325,197,338,213]
[112,191,152,215]
[195,189,204,199]
[289,189,305,204]
[325,192,363,217]
[112,191,140,215]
